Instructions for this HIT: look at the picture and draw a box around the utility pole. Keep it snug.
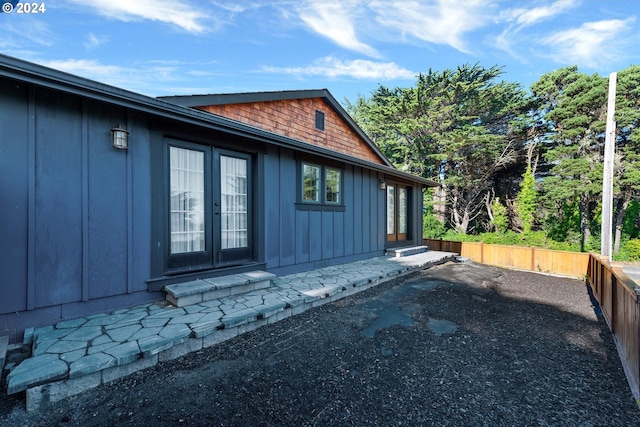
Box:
[601,72,617,262]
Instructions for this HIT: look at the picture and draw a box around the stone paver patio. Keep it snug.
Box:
[6,250,456,412]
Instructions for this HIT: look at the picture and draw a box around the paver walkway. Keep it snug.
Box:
[6,251,456,411]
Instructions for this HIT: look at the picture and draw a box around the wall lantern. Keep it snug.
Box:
[111,124,129,150]
[379,180,387,190]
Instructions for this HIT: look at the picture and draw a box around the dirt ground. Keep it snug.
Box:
[2,261,639,426]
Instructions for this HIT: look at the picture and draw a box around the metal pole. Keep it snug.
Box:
[601,72,617,262]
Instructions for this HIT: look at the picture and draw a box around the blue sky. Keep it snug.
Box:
[1,0,639,104]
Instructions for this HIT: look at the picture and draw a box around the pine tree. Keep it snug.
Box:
[517,165,537,233]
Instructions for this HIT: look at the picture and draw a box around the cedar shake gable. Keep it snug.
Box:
[158,90,393,167]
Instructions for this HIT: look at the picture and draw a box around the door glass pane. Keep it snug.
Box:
[387,186,395,234]
[169,146,205,254]
[221,155,248,249]
[399,187,408,234]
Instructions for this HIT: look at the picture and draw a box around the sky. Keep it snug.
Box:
[1,0,639,105]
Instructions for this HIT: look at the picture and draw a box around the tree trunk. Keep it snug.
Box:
[432,185,447,223]
[485,190,495,231]
[580,193,591,252]
[450,194,470,234]
[614,196,631,254]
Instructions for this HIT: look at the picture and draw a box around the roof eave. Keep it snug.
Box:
[0,54,436,187]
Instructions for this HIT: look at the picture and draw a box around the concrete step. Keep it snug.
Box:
[164,271,276,307]
[386,245,429,258]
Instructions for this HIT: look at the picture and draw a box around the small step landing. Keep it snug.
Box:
[386,246,429,258]
[164,270,276,307]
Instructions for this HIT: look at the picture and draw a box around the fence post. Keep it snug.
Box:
[531,246,535,272]
[611,273,617,334]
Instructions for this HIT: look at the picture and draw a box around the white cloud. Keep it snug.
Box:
[297,1,380,58]
[0,20,53,48]
[370,0,495,54]
[263,56,415,80]
[539,18,636,68]
[84,33,109,50]
[502,0,580,27]
[496,0,582,62]
[64,0,214,33]
[32,58,181,95]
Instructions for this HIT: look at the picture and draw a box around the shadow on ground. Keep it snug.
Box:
[2,262,639,426]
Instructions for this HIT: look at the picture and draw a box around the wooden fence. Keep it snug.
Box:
[422,238,640,401]
[587,254,640,401]
[422,239,590,278]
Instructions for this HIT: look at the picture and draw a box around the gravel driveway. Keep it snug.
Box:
[2,261,639,426]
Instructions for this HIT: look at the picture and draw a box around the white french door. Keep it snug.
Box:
[167,141,252,271]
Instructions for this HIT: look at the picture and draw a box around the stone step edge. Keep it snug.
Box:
[164,271,276,307]
[386,246,429,258]
[12,271,405,396]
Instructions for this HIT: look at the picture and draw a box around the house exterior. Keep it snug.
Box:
[0,54,438,344]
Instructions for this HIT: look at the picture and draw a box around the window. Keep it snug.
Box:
[325,167,341,203]
[315,110,325,131]
[300,162,342,205]
[303,163,321,202]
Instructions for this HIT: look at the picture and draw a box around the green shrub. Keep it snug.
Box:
[623,200,640,240]
[423,212,446,239]
[625,239,640,261]
[516,166,537,233]
[491,198,508,233]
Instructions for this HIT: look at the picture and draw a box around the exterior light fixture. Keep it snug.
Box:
[111,124,129,150]
[379,180,386,190]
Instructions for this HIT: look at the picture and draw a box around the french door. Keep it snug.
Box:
[216,150,252,264]
[387,183,409,243]
[167,141,252,271]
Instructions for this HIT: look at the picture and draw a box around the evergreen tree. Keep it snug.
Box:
[611,66,640,253]
[516,165,537,233]
[531,67,607,251]
[348,64,532,234]
[491,198,508,233]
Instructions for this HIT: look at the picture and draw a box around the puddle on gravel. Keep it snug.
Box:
[358,279,462,338]
[360,303,418,338]
[427,318,458,336]
[359,279,441,338]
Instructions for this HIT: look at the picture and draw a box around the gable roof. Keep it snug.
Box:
[158,90,394,167]
[0,53,438,187]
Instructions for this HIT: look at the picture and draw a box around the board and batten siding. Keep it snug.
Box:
[0,80,156,343]
[264,145,387,275]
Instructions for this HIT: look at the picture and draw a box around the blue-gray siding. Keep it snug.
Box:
[264,148,392,275]
[0,83,157,342]
[0,78,423,343]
